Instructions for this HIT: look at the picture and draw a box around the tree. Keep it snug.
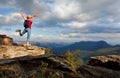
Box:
[45,48,52,55]
[65,50,84,69]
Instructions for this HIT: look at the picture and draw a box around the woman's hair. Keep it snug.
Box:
[27,15,32,19]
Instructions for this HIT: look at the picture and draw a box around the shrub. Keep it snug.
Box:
[45,48,52,55]
[65,50,84,69]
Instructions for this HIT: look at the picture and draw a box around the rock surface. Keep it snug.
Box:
[0,55,81,78]
[78,65,120,78]
[77,55,120,78]
[0,54,120,78]
[0,35,13,45]
[88,55,120,70]
[0,45,45,59]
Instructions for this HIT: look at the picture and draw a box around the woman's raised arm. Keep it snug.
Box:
[20,12,26,20]
[32,10,39,19]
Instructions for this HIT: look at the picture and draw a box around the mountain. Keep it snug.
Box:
[15,41,69,48]
[32,42,69,48]
[67,41,112,50]
[51,41,120,62]
[52,41,112,54]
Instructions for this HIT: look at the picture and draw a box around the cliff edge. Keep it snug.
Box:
[0,45,45,59]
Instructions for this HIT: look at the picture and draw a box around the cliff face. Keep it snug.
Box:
[0,55,80,78]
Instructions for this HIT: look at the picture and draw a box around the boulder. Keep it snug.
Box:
[0,35,13,45]
[88,55,120,70]
[77,55,120,78]
[78,65,120,78]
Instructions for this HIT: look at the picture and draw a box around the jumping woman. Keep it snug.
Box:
[16,11,39,46]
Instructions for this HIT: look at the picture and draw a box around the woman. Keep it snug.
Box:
[16,11,39,46]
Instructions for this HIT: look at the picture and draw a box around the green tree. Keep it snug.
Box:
[65,50,84,70]
[72,50,84,68]
[45,48,52,55]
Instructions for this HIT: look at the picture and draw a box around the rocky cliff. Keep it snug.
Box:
[0,46,120,78]
[0,35,119,78]
[0,54,80,78]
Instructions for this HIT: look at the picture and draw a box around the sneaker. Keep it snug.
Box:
[23,43,31,46]
[16,29,22,36]
[15,29,21,32]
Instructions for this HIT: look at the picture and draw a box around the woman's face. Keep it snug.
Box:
[27,16,32,20]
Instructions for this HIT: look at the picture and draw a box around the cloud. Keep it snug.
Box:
[0,0,120,44]
[38,0,120,30]
[58,32,120,44]
[80,0,120,17]
[0,0,15,8]
[0,13,22,26]
[1,0,120,28]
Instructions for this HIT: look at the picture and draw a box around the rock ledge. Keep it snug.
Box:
[0,45,45,59]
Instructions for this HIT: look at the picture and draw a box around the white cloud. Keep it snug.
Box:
[0,13,22,26]
[0,0,15,8]
[0,29,8,34]
[66,22,87,28]
[58,32,120,44]
[76,13,91,22]
[53,0,81,19]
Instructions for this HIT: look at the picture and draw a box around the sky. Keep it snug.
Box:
[0,0,120,44]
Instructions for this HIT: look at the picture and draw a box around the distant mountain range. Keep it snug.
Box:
[16,40,120,52]
[52,41,119,54]
[51,41,120,61]
[32,42,70,48]
[15,41,70,48]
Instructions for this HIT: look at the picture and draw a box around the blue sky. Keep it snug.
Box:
[0,0,120,44]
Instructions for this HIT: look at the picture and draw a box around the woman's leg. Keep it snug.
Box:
[26,28,31,43]
[21,29,27,36]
